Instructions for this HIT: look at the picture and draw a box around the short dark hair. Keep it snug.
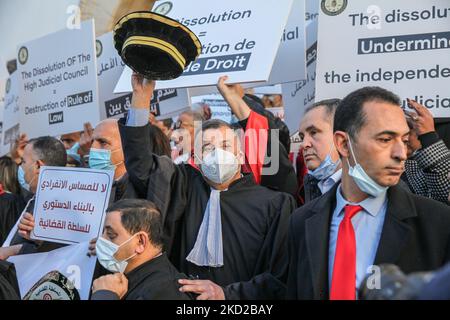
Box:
[334,86,401,139]
[107,199,163,248]
[28,136,67,167]
[201,119,232,132]
[161,118,173,130]
[149,125,171,157]
[305,98,341,120]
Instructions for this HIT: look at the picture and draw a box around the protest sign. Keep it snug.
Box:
[266,107,285,121]
[253,85,283,95]
[282,18,319,133]
[17,20,100,138]
[265,0,307,85]
[31,166,113,245]
[191,94,235,123]
[1,72,20,156]
[8,242,96,300]
[98,32,191,119]
[115,0,294,92]
[315,0,450,117]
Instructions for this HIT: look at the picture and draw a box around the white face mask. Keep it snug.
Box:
[307,144,341,181]
[95,235,138,273]
[199,148,240,185]
[347,136,388,197]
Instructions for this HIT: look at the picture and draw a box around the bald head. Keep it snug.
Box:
[92,119,125,179]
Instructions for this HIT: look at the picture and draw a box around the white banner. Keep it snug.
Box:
[1,72,20,156]
[315,0,450,117]
[31,166,113,245]
[191,94,235,123]
[8,242,96,300]
[115,0,294,92]
[17,20,100,138]
[265,0,307,85]
[282,18,318,134]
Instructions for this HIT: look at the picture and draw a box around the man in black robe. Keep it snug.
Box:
[90,199,191,300]
[216,76,297,198]
[118,73,296,299]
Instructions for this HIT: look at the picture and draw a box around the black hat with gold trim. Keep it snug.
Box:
[113,11,202,80]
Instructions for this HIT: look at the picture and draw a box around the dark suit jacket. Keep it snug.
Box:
[91,253,192,300]
[286,183,450,300]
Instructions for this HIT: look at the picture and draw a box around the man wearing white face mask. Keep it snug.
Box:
[90,199,192,300]
[287,86,450,300]
[299,99,342,203]
[117,73,296,300]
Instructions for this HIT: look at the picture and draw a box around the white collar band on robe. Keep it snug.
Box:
[186,188,224,267]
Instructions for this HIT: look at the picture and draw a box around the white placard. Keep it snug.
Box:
[17,20,100,138]
[315,0,450,117]
[282,18,318,133]
[8,242,96,300]
[31,166,113,245]
[115,0,294,92]
[265,0,306,85]
[1,72,20,156]
[98,32,191,118]
[96,31,128,120]
[191,94,235,123]
[266,107,285,121]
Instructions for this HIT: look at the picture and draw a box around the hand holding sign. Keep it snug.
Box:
[18,212,35,241]
[11,133,28,165]
[79,122,94,157]
[131,72,156,109]
[217,75,249,121]
[407,99,435,136]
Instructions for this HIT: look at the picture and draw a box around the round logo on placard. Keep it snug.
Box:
[96,40,103,58]
[5,78,11,94]
[153,1,173,16]
[18,46,29,65]
[23,270,80,301]
[321,0,348,16]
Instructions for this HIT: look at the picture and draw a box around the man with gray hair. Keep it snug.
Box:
[298,99,342,203]
[117,72,296,300]
[171,110,204,165]
[0,136,67,259]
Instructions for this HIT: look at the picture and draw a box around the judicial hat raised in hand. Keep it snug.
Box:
[114,11,201,80]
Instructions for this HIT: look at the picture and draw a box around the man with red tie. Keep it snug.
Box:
[286,86,450,300]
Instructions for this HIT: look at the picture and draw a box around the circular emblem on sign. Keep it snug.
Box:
[23,270,80,300]
[153,1,173,16]
[5,78,11,94]
[18,46,29,65]
[321,0,348,16]
[96,40,103,58]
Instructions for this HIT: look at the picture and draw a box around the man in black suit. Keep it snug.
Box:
[287,87,450,300]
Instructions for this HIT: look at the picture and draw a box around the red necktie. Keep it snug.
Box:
[330,204,363,300]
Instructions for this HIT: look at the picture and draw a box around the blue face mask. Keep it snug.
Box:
[308,153,340,181]
[89,148,119,171]
[18,166,30,191]
[66,142,81,163]
[347,137,388,197]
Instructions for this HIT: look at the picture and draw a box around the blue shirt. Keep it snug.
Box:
[126,108,150,127]
[328,184,388,296]
[318,169,342,194]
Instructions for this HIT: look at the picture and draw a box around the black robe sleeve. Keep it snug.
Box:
[118,119,191,258]
[222,192,296,299]
[0,194,22,245]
